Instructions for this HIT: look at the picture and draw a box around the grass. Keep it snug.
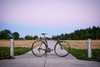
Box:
[0,47,30,60]
[65,47,100,62]
[14,47,30,56]
[0,47,10,60]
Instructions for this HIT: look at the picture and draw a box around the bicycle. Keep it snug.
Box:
[31,33,70,57]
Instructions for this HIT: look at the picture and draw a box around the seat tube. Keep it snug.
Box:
[44,35,48,47]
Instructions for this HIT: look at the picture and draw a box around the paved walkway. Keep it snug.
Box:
[0,41,100,67]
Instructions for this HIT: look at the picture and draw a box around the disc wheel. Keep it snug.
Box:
[31,40,46,57]
[54,41,70,57]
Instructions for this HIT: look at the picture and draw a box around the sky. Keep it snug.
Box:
[0,0,100,37]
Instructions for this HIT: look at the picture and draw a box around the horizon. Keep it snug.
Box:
[0,0,100,37]
[0,26,100,38]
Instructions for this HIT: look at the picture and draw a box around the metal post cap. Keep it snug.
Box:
[88,39,91,42]
[11,39,14,42]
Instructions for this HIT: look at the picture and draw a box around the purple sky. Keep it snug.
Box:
[0,0,100,37]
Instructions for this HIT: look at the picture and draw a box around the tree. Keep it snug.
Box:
[0,31,2,39]
[53,26,100,40]
[12,32,20,40]
[85,31,90,39]
[96,31,100,39]
[25,35,33,40]
[33,35,38,39]
[0,29,12,39]
[52,35,57,40]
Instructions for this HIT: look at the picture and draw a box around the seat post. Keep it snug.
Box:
[41,33,47,44]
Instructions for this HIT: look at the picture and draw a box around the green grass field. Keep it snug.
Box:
[0,47,30,60]
[65,48,100,62]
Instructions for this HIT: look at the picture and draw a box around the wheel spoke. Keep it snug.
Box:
[31,40,46,57]
[54,41,70,57]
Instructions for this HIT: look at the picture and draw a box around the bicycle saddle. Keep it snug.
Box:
[41,33,47,35]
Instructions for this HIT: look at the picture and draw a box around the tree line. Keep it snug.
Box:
[0,29,38,40]
[0,26,100,40]
[0,29,20,40]
[52,26,100,40]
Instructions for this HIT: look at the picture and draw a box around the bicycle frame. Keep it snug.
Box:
[42,33,61,48]
[31,33,70,57]
[41,33,53,53]
[41,33,48,47]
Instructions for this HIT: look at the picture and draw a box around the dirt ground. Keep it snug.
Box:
[0,40,100,49]
[0,40,35,48]
[65,40,100,49]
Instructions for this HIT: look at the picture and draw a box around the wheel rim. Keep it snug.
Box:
[54,41,70,57]
[31,40,46,57]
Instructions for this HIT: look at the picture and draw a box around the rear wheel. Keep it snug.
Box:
[31,40,46,57]
[54,41,70,57]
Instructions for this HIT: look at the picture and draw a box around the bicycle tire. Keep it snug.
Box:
[54,41,70,57]
[31,40,47,57]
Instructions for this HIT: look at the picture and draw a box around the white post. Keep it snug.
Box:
[10,39,14,58]
[88,39,92,58]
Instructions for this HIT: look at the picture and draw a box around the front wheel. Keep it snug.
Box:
[31,40,46,57]
[54,41,70,57]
